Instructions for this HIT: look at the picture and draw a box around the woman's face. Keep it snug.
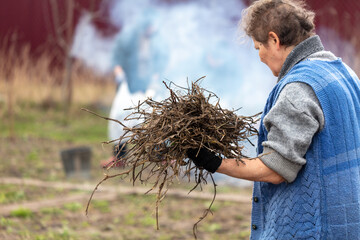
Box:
[252,37,284,77]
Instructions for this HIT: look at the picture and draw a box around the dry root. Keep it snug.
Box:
[84,77,260,239]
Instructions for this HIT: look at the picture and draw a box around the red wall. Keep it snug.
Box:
[0,0,116,58]
[1,0,359,63]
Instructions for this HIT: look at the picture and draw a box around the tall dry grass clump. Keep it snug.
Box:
[0,39,115,114]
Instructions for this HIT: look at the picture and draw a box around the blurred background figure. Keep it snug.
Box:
[111,9,168,94]
[102,62,157,167]
[101,9,169,168]
[100,65,128,168]
[113,65,126,91]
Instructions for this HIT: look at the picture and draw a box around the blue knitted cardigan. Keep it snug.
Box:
[251,59,360,239]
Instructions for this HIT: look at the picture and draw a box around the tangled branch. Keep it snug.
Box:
[84,77,260,238]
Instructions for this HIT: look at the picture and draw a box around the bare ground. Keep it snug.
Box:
[0,137,253,240]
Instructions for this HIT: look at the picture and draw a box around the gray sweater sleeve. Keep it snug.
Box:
[259,82,324,183]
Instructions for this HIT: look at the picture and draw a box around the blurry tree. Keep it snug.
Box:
[49,0,75,115]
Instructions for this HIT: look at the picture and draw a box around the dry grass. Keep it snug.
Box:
[0,41,115,113]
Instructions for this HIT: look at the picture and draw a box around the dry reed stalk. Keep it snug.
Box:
[0,38,114,107]
[84,77,260,238]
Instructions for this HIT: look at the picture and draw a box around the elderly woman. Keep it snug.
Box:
[187,0,360,239]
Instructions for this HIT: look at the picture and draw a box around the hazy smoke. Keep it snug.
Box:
[71,14,115,74]
[71,0,276,112]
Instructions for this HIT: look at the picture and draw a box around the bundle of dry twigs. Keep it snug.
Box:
[84,77,260,238]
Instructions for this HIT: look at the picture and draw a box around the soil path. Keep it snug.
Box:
[0,177,252,216]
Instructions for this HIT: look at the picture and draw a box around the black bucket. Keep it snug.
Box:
[60,146,92,180]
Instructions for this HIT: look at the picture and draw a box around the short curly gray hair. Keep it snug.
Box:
[240,0,315,46]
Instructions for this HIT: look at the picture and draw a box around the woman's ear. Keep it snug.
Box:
[268,31,281,49]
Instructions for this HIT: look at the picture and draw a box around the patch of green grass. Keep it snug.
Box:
[92,200,110,213]
[0,103,108,143]
[40,207,63,216]
[115,227,153,239]
[0,184,72,205]
[139,215,157,227]
[203,223,222,232]
[239,221,250,228]
[81,221,90,228]
[169,209,183,220]
[10,207,33,218]
[203,201,221,212]
[19,229,32,238]
[238,230,251,239]
[208,235,223,240]
[37,226,78,240]
[0,189,25,204]
[123,193,156,205]
[26,150,39,161]
[63,202,82,212]
[0,217,14,227]
[157,234,173,240]
[235,214,244,221]
[58,226,74,240]
[34,235,47,240]
[113,217,120,224]
[61,219,70,226]
[89,232,102,240]
[124,212,136,225]
[0,184,29,204]
[26,149,46,171]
